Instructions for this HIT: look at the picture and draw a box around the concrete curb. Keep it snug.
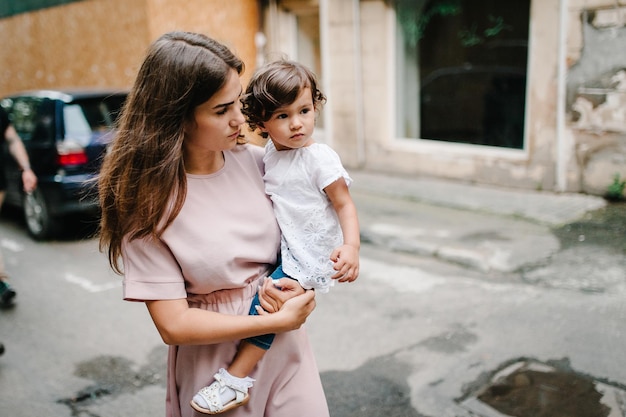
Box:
[351,171,608,226]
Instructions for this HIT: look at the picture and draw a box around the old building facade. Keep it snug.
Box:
[2,0,624,196]
[259,0,626,196]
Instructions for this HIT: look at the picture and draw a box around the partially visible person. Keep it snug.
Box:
[0,106,37,306]
[191,59,360,414]
[98,31,329,417]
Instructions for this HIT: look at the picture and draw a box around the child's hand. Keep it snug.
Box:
[330,245,359,283]
[257,277,305,313]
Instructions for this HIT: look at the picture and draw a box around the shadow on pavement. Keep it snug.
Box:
[321,355,425,417]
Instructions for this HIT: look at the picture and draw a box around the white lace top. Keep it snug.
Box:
[263,140,352,293]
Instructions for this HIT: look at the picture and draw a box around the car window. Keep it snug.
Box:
[63,95,126,146]
[63,104,92,146]
[3,97,54,143]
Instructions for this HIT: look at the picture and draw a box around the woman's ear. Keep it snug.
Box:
[183,117,194,135]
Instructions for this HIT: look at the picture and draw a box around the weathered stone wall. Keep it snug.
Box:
[0,0,259,97]
[353,0,625,196]
[567,1,626,196]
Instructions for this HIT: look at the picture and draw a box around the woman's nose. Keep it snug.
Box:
[231,107,245,126]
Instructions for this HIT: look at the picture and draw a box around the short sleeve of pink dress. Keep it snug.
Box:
[121,144,329,417]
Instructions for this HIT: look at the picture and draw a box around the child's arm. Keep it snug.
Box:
[324,177,360,282]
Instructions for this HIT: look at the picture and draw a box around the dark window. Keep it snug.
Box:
[395,0,530,149]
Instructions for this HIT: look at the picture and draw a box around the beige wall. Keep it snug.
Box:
[145,0,259,86]
[0,0,259,97]
[326,0,361,166]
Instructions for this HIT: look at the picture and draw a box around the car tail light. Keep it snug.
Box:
[56,142,88,166]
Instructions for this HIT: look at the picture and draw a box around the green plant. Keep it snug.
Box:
[605,173,626,201]
[394,0,513,47]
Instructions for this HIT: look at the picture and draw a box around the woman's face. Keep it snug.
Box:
[184,69,245,152]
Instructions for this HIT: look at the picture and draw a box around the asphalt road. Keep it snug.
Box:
[0,193,624,417]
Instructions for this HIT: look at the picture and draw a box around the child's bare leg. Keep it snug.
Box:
[227,341,268,377]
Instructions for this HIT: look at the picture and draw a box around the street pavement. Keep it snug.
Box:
[1,170,622,417]
[351,170,607,274]
[310,170,624,417]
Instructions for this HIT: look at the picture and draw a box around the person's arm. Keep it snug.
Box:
[5,124,37,192]
[144,289,316,346]
[324,177,360,282]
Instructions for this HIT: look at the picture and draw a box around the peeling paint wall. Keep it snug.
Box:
[566,2,626,195]
[567,9,626,109]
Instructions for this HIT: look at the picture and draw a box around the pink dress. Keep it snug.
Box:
[121,144,329,417]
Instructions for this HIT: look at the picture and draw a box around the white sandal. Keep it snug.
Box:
[191,369,254,415]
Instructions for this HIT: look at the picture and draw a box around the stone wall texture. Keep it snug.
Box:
[0,0,259,97]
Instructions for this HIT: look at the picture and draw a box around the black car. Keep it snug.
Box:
[0,89,127,239]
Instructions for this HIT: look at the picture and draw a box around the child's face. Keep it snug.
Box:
[260,87,316,151]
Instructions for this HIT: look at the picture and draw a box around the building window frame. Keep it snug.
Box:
[390,0,532,155]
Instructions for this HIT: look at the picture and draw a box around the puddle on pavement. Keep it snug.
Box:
[57,346,167,413]
[460,360,626,417]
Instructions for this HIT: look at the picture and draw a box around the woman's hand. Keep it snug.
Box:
[257,278,316,332]
[272,289,316,332]
[257,277,305,313]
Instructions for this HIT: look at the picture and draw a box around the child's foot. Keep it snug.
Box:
[190,368,255,415]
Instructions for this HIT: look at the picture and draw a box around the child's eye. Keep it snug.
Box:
[276,113,287,119]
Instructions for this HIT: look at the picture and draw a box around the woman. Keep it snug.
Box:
[98,31,329,417]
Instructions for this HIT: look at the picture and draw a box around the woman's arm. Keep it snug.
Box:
[324,178,360,282]
[145,289,315,346]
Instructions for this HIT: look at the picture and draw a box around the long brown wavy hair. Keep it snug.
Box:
[98,31,244,274]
